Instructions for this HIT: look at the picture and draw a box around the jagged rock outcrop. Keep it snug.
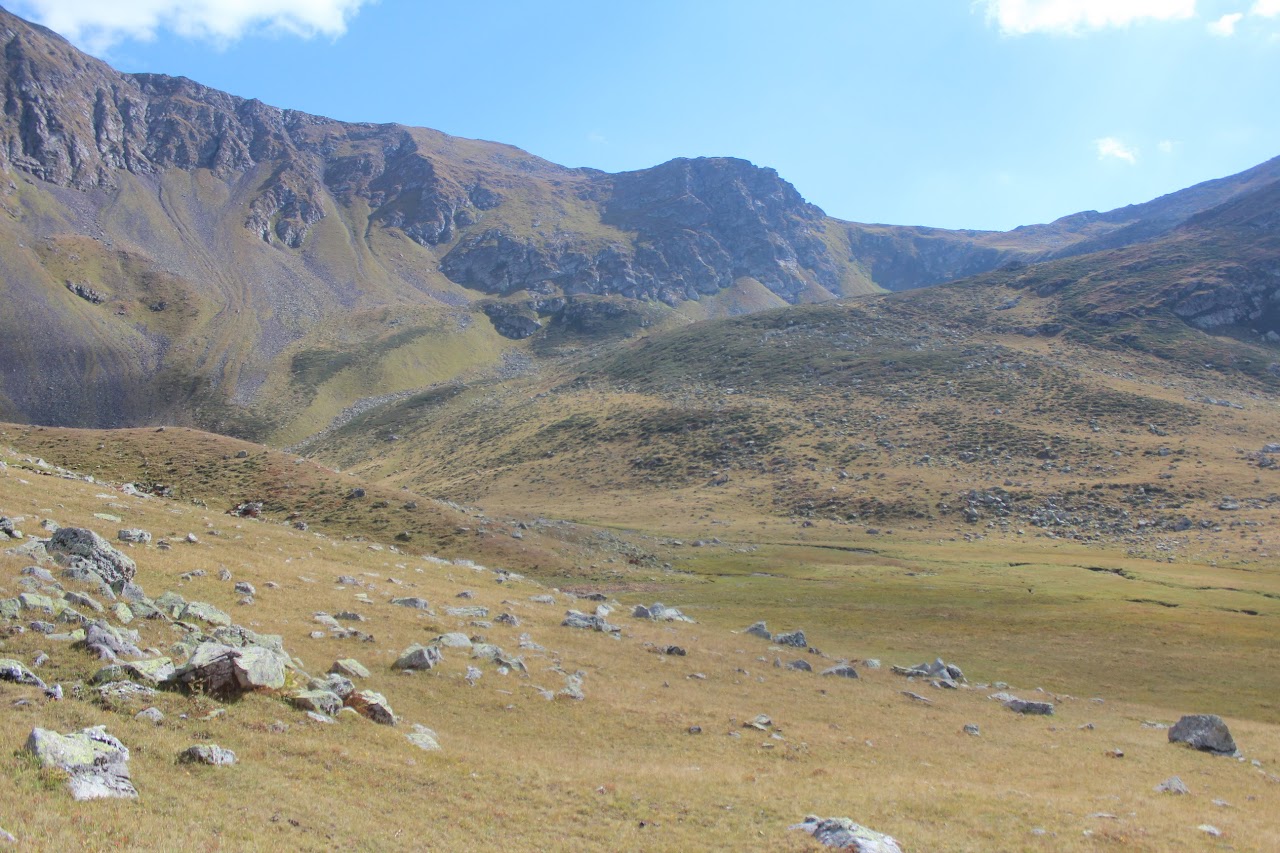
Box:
[442,157,848,306]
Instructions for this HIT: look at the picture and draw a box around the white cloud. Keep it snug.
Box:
[1095,137,1138,165]
[1208,12,1245,35]
[11,0,371,52]
[980,0,1198,36]
[1252,0,1280,17]
[1157,139,1177,154]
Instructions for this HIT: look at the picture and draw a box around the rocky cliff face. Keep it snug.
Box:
[442,157,846,305]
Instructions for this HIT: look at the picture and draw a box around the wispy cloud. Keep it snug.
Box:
[1208,12,1245,35]
[980,0,1197,36]
[11,0,372,52]
[1095,137,1138,165]
[1157,139,1177,154]
[1252,0,1280,17]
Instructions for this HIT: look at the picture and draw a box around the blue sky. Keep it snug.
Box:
[10,0,1280,231]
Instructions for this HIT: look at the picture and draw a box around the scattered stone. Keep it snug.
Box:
[347,689,397,725]
[1105,748,1124,758]
[0,658,48,690]
[25,726,137,800]
[1169,714,1236,755]
[786,659,812,672]
[405,724,441,751]
[97,681,157,704]
[178,744,237,766]
[233,581,256,597]
[495,612,520,626]
[330,659,370,679]
[390,597,431,610]
[1005,698,1055,716]
[892,657,966,682]
[21,565,55,583]
[117,529,151,544]
[822,664,859,679]
[291,690,343,716]
[902,691,932,705]
[1198,825,1222,838]
[744,621,771,639]
[135,707,164,724]
[445,605,488,619]
[562,610,619,633]
[688,726,702,735]
[48,528,136,586]
[789,816,903,852]
[1155,776,1190,795]
[744,714,773,731]
[218,568,233,581]
[964,724,980,736]
[178,601,232,627]
[772,629,807,648]
[394,644,443,671]
[558,671,586,701]
[529,594,555,605]
[632,602,695,623]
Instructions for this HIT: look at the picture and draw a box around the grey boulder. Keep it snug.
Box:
[394,644,443,671]
[26,726,137,800]
[1169,714,1236,755]
[773,630,807,648]
[1005,698,1055,716]
[170,642,289,697]
[48,528,136,585]
[178,744,237,766]
[789,816,903,852]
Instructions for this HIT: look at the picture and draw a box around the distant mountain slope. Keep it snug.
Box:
[0,4,1277,440]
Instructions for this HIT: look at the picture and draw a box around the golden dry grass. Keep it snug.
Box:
[1,441,1278,851]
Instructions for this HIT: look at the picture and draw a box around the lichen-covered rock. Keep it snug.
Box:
[179,601,232,627]
[1005,698,1055,716]
[178,745,236,766]
[1155,775,1191,795]
[0,658,48,689]
[25,726,137,800]
[406,724,441,751]
[290,689,343,716]
[445,605,489,619]
[170,641,289,696]
[394,644,443,671]
[48,528,136,585]
[773,629,807,648]
[562,610,619,633]
[822,664,860,679]
[330,658,370,679]
[117,529,151,544]
[789,816,903,852]
[309,673,355,699]
[347,690,397,725]
[83,621,143,659]
[93,657,174,686]
[433,632,472,649]
[744,621,771,639]
[390,597,430,610]
[1169,714,1237,755]
[632,602,695,623]
[97,680,157,704]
